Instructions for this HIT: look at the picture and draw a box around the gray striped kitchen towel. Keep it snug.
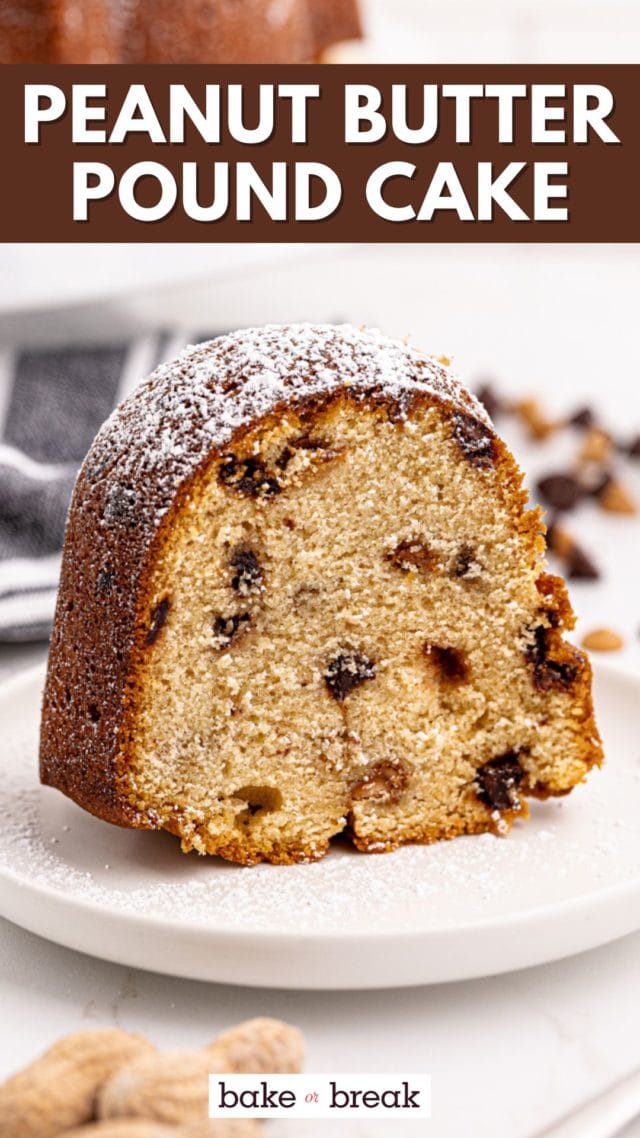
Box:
[0,328,221,641]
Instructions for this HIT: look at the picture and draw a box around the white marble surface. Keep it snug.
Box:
[0,244,639,1135]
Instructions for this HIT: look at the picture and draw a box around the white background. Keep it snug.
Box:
[1,1,640,1134]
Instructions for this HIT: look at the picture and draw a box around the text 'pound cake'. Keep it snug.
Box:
[40,324,603,865]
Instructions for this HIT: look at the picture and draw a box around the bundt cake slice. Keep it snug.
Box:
[40,325,602,865]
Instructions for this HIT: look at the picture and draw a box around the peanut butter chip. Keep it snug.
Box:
[579,427,613,464]
[597,479,637,515]
[514,399,560,441]
[581,628,624,652]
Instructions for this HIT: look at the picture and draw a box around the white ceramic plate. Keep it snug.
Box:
[0,662,638,990]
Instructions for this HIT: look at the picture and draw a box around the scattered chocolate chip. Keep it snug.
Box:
[626,435,640,458]
[386,539,436,574]
[325,651,376,701]
[146,597,170,645]
[566,543,600,581]
[568,406,595,429]
[476,752,525,810]
[351,759,408,804]
[212,612,251,648]
[536,473,584,512]
[524,624,580,692]
[423,643,469,683]
[545,514,561,552]
[451,412,496,468]
[451,544,477,578]
[475,384,504,420]
[546,521,600,581]
[229,547,263,596]
[219,455,281,498]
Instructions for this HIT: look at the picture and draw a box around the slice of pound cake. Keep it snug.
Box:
[40,325,603,864]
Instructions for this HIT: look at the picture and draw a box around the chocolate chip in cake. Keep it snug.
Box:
[96,567,115,596]
[423,643,469,683]
[212,612,251,649]
[219,455,281,498]
[524,624,580,692]
[229,547,263,596]
[275,446,295,471]
[475,752,525,810]
[626,435,640,458]
[451,543,478,579]
[146,597,170,645]
[386,538,436,574]
[536,473,584,512]
[276,434,339,472]
[293,433,333,452]
[351,759,408,804]
[325,651,376,700]
[451,413,496,468]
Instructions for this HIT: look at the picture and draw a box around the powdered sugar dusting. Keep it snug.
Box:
[84,324,487,536]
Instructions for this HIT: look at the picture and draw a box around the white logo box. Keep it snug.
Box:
[209,1074,431,1119]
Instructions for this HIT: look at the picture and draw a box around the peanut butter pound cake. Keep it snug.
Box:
[40,324,603,864]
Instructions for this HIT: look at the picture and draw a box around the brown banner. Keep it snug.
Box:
[0,64,638,242]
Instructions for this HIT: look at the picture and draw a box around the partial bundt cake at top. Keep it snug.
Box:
[0,0,362,63]
[40,324,602,865]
